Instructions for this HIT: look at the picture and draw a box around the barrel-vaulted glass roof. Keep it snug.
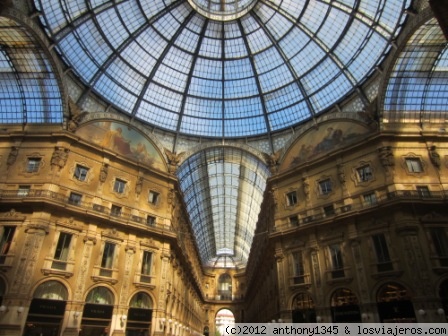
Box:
[34,0,410,138]
[177,147,270,268]
[384,18,448,124]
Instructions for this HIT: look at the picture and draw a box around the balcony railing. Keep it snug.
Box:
[0,188,173,232]
[275,189,446,232]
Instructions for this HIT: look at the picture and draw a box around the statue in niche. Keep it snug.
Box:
[7,146,18,168]
[377,146,394,170]
[51,147,69,171]
[67,98,87,132]
[302,177,310,199]
[135,176,143,195]
[99,163,108,182]
[337,164,346,185]
[164,149,184,174]
[262,150,281,173]
[429,145,440,168]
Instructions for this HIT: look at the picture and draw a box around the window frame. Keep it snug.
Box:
[319,179,332,195]
[110,204,122,216]
[17,185,31,196]
[68,192,82,205]
[286,191,298,206]
[26,157,41,173]
[74,164,89,182]
[405,157,423,173]
[356,164,373,182]
[148,190,160,205]
[113,178,127,194]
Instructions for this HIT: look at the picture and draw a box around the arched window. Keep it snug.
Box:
[292,293,316,323]
[86,286,114,305]
[218,273,232,300]
[330,288,361,322]
[33,280,68,300]
[376,282,415,322]
[129,292,153,309]
[126,292,153,336]
[24,281,68,336]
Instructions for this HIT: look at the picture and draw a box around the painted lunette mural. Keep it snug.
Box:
[280,121,371,171]
[76,121,165,171]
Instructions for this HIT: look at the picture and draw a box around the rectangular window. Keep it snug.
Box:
[406,158,423,173]
[372,234,393,272]
[292,251,305,284]
[100,242,115,277]
[319,179,332,195]
[417,186,431,198]
[140,251,153,283]
[17,185,30,196]
[27,158,41,173]
[0,226,16,264]
[74,165,89,181]
[52,232,72,270]
[363,192,377,206]
[110,205,122,216]
[324,205,335,216]
[148,190,160,205]
[357,165,373,182]
[114,178,126,194]
[430,228,448,267]
[289,215,299,226]
[329,244,344,278]
[146,215,156,226]
[286,191,298,206]
[68,192,82,205]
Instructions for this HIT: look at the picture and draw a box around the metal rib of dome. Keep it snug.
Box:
[34,0,410,138]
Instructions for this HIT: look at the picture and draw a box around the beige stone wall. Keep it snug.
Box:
[0,125,205,336]
[245,121,448,323]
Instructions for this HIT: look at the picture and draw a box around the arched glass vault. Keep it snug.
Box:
[177,147,270,268]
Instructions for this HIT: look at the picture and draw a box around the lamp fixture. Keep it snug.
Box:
[0,305,7,313]
[17,306,24,314]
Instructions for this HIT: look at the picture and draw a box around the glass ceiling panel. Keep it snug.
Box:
[35,0,409,137]
[177,147,270,267]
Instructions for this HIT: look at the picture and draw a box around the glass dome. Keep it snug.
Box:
[34,0,410,138]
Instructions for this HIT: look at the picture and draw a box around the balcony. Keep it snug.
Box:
[274,188,446,232]
[289,274,312,288]
[41,257,75,277]
[133,273,156,289]
[0,188,173,233]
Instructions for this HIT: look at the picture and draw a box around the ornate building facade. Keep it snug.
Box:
[0,0,448,335]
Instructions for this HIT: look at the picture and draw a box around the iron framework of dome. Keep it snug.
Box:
[34,0,411,138]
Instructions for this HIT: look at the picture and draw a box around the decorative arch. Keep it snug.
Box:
[330,288,361,323]
[291,292,316,323]
[279,119,373,172]
[24,280,69,336]
[85,286,115,305]
[215,308,235,335]
[376,282,416,322]
[76,120,167,172]
[32,280,68,301]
